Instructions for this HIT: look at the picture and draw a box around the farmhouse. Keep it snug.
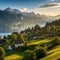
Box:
[11,39,24,48]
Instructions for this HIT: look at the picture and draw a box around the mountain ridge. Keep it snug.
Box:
[0,7,60,32]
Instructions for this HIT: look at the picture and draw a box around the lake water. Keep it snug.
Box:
[0,33,12,38]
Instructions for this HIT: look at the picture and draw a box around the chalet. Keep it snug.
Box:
[6,39,24,50]
[11,39,24,48]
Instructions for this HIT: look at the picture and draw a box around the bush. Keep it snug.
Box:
[16,46,27,52]
[34,46,47,60]
[48,37,60,50]
[0,47,5,60]
[23,50,34,60]
[27,44,37,50]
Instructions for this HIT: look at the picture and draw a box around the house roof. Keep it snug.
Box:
[0,40,6,44]
[13,39,23,44]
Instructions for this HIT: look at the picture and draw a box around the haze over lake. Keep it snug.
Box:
[0,33,11,38]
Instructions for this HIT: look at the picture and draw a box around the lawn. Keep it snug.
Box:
[5,54,23,60]
[4,39,50,60]
[4,39,54,60]
[40,45,60,60]
[5,49,25,56]
[28,39,51,46]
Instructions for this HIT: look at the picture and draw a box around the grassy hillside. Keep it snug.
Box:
[28,39,51,45]
[40,45,60,60]
[5,37,60,60]
[5,54,23,60]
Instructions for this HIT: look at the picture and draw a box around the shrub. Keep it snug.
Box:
[0,47,5,60]
[16,46,27,52]
[34,46,47,60]
[27,44,37,50]
[23,50,34,60]
[48,37,60,50]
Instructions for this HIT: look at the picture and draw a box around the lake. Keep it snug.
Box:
[0,33,12,38]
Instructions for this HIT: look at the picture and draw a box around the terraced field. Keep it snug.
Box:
[4,39,60,60]
[5,39,50,60]
[5,54,23,60]
[41,45,60,60]
[28,39,51,45]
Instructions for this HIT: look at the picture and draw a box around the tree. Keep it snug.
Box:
[51,37,60,47]
[34,25,41,30]
[3,36,7,40]
[0,36,2,41]
[0,47,5,60]
[23,50,34,60]
[17,34,22,40]
[20,34,27,46]
[34,46,47,60]
[11,34,17,40]
[5,39,10,48]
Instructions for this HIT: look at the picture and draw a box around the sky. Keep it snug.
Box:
[0,0,60,16]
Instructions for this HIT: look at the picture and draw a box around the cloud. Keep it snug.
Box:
[20,8,32,12]
[50,0,55,1]
[50,0,58,2]
[33,3,60,16]
[20,8,28,12]
[39,3,59,8]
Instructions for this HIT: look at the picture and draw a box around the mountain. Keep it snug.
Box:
[0,8,22,32]
[4,7,21,14]
[0,7,60,32]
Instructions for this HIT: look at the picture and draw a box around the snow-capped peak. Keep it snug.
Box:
[4,7,21,14]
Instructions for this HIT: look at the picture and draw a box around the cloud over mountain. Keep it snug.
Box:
[39,3,59,8]
[20,8,28,12]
